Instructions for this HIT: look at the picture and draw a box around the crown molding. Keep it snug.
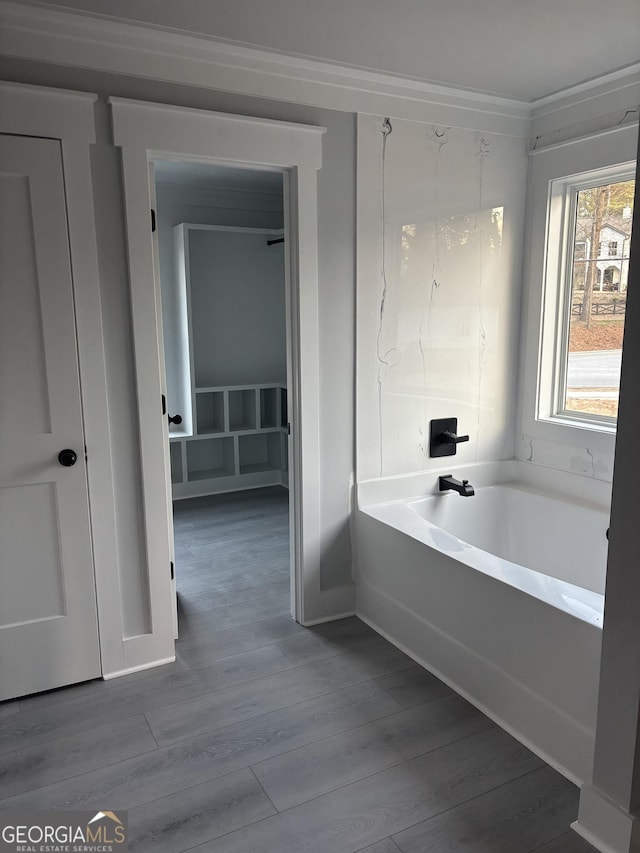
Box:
[0,1,530,136]
[531,63,640,116]
[529,121,638,156]
[529,66,640,148]
[2,1,639,139]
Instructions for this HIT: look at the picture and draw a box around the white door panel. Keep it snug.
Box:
[0,134,101,700]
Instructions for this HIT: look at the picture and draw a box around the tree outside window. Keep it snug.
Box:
[565,178,634,419]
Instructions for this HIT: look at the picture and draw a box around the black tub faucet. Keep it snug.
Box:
[439,474,475,497]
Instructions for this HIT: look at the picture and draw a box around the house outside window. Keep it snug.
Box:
[608,240,618,257]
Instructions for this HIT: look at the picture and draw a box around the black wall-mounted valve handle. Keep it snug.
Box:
[441,431,470,445]
[58,449,78,467]
[168,413,183,426]
[429,418,470,458]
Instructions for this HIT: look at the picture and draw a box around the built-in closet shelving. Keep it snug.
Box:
[167,222,288,499]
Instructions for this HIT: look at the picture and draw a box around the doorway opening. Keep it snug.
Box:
[111,95,326,664]
[152,160,292,638]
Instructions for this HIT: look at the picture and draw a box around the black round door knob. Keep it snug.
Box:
[58,449,78,467]
[168,414,183,426]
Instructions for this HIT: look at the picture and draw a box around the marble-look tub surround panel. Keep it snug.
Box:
[357,114,528,481]
[515,433,615,483]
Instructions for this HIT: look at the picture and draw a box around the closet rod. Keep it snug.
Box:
[267,237,285,246]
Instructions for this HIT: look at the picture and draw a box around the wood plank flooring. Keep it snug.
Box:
[0,487,596,852]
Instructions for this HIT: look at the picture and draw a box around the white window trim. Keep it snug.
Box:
[539,164,634,433]
[519,123,638,457]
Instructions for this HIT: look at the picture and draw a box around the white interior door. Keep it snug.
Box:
[0,134,101,701]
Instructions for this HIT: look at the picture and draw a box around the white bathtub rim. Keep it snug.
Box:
[362,499,604,629]
[359,497,604,629]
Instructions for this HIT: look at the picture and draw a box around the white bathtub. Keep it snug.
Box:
[355,461,610,784]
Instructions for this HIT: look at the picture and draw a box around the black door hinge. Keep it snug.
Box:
[151,209,156,233]
[162,394,167,415]
[170,561,174,580]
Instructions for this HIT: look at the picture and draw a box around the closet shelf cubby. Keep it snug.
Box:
[170,383,288,498]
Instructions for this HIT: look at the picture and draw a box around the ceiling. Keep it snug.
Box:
[153,161,284,194]
[11,0,640,101]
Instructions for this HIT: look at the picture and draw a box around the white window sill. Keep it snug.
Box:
[539,413,616,436]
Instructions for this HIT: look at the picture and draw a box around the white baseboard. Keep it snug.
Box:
[302,583,356,625]
[573,785,640,853]
[102,655,176,680]
[571,822,620,853]
[301,610,356,627]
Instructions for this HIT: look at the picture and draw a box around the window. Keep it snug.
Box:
[574,241,587,261]
[521,128,636,458]
[543,168,634,426]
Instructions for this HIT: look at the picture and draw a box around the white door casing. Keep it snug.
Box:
[109,97,326,633]
[0,134,101,700]
[148,159,178,641]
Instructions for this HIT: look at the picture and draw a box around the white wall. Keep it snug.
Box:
[0,57,355,604]
[155,182,284,412]
[187,228,287,388]
[357,114,528,482]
